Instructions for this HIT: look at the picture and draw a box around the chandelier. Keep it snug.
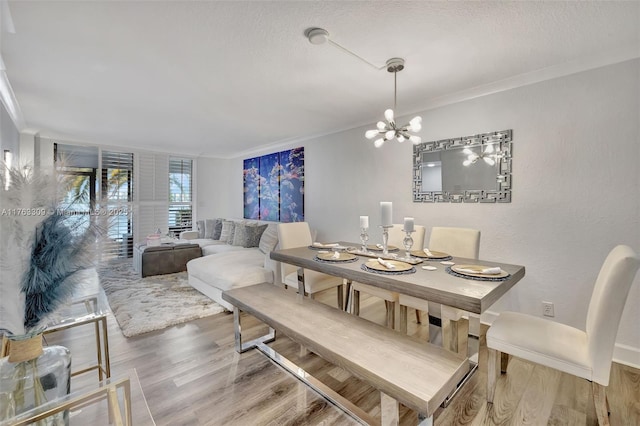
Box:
[463,144,497,166]
[365,58,422,148]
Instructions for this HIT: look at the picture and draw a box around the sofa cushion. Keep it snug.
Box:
[202,244,248,256]
[233,223,268,248]
[212,219,223,240]
[187,249,272,292]
[220,220,234,243]
[259,223,279,254]
[204,218,220,239]
[196,220,205,239]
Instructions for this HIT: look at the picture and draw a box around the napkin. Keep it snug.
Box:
[376,244,384,249]
[457,266,502,275]
[377,258,396,269]
[331,251,340,259]
[423,248,434,256]
[313,242,339,248]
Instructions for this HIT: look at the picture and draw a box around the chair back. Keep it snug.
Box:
[277,222,313,282]
[586,245,640,385]
[429,227,480,259]
[388,224,426,250]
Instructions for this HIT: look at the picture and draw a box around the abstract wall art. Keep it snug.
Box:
[243,147,304,222]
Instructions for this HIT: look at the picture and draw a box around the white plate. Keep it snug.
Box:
[317,250,329,254]
[440,261,455,265]
[421,266,437,271]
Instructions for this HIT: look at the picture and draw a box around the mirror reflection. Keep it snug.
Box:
[413,130,512,203]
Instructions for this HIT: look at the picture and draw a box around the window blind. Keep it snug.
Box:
[169,157,193,235]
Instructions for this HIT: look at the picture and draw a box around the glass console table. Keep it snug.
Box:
[43,272,111,381]
[0,369,155,426]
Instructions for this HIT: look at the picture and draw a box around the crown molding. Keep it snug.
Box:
[0,55,25,131]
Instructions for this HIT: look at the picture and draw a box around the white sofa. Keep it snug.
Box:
[182,219,281,311]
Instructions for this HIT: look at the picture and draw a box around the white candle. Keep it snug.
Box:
[404,217,414,232]
[360,215,369,229]
[380,202,393,227]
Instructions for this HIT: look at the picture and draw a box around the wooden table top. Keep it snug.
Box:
[270,243,526,314]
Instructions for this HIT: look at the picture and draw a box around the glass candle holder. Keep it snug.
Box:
[381,225,392,255]
[402,230,414,260]
[360,228,369,253]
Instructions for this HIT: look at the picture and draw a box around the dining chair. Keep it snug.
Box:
[351,224,426,329]
[486,245,639,426]
[398,227,480,351]
[277,222,345,309]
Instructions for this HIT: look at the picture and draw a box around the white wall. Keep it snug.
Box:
[197,59,640,365]
[0,100,19,157]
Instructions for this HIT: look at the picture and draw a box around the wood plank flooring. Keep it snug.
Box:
[44,286,640,425]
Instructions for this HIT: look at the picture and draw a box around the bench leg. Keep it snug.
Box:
[380,392,399,426]
[233,307,276,353]
[399,305,408,334]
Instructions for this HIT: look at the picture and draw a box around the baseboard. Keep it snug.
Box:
[482,310,640,370]
[613,343,640,369]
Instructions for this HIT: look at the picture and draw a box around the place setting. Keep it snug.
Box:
[361,257,416,275]
[314,250,359,264]
[446,264,511,281]
[411,248,453,261]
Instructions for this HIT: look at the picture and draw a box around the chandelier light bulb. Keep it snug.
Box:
[397,134,405,143]
[365,129,379,139]
[483,157,496,166]
[385,130,396,140]
[409,135,422,144]
[377,121,386,130]
[463,159,472,167]
[463,148,473,155]
[409,116,422,127]
[484,144,494,154]
[374,138,385,148]
[384,109,394,122]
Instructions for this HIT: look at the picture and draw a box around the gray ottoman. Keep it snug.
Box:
[134,243,202,277]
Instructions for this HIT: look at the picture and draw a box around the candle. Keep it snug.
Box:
[404,217,414,232]
[360,215,369,229]
[380,202,393,227]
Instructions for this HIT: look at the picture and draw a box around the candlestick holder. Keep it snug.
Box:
[380,225,393,255]
[402,229,415,261]
[360,227,369,253]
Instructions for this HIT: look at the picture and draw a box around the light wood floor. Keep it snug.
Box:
[45,286,640,425]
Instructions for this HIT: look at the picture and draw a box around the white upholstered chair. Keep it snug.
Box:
[486,245,640,426]
[351,224,426,329]
[277,222,345,309]
[398,227,480,350]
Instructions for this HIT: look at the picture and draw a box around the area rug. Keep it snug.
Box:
[98,259,225,337]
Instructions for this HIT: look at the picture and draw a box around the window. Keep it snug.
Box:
[101,151,134,258]
[168,157,193,235]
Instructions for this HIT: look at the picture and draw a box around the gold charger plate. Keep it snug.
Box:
[365,259,413,272]
[317,252,357,262]
[410,250,450,259]
[451,264,509,278]
[367,245,399,252]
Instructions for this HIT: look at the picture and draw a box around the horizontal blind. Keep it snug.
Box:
[169,157,193,234]
[101,151,134,259]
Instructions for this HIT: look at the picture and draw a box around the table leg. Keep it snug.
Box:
[297,267,305,299]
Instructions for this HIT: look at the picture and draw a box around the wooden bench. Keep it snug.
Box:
[222,283,469,426]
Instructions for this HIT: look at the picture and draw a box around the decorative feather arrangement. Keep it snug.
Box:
[0,161,99,336]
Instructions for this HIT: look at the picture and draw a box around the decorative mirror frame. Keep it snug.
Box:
[412,129,512,203]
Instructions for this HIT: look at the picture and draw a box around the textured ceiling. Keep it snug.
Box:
[2,1,639,158]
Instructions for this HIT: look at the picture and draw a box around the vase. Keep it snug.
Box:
[0,331,71,425]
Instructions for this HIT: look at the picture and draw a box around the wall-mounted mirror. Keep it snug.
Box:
[413,130,512,203]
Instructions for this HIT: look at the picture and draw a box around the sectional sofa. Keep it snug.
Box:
[182,219,281,310]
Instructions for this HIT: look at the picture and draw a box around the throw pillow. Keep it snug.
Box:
[196,220,205,239]
[212,219,223,240]
[204,219,218,239]
[226,221,241,245]
[233,223,268,248]
[258,223,279,254]
[219,220,235,243]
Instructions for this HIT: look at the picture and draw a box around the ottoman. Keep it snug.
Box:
[134,243,202,277]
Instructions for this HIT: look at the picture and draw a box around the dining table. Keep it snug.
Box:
[270,241,526,405]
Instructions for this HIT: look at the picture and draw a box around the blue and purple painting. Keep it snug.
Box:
[279,148,304,222]
[243,147,304,222]
[258,152,280,222]
[243,157,260,220]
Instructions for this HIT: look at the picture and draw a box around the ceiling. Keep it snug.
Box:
[1,1,638,158]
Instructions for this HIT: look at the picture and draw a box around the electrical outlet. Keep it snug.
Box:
[543,301,554,317]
